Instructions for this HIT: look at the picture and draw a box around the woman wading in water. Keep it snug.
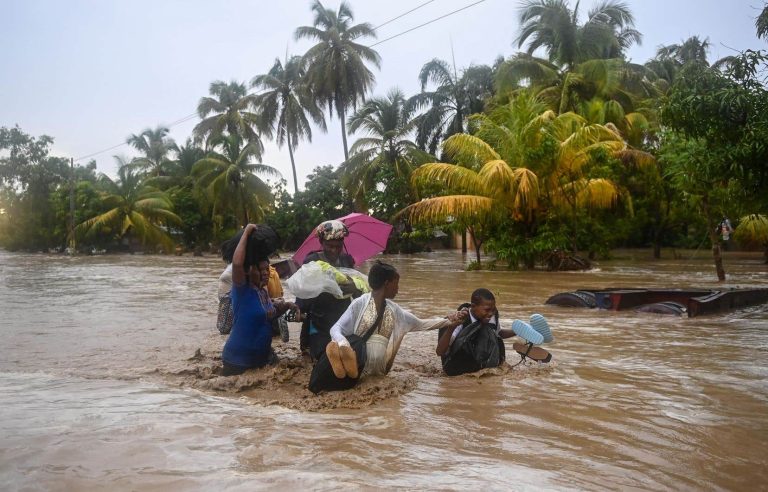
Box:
[221,223,296,376]
[320,261,465,388]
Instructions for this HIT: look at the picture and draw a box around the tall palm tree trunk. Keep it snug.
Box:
[287,138,299,194]
[340,105,350,162]
[241,189,250,227]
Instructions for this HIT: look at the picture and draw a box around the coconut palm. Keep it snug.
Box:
[408,59,494,154]
[192,135,282,226]
[295,0,380,161]
[516,0,642,70]
[144,139,206,190]
[75,157,181,251]
[498,55,652,112]
[193,80,267,153]
[126,126,178,177]
[644,36,737,94]
[252,56,327,194]
[758,4,768,40]
[341,87,430,211]
[404,95,648,260]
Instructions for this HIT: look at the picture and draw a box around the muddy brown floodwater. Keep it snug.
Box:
[1,249,766,490]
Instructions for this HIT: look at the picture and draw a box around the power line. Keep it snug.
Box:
[74,0,488,163]
[370,0,487,47]
[75,142,130,162]
[74,111,199,161]
[372,0,438,31]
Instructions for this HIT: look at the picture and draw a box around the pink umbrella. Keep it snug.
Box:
[292,213,393,267]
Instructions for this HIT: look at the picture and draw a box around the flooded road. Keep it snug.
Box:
[1,249,766,490]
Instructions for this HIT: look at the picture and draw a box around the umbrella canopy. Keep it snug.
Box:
[292,213,393,267]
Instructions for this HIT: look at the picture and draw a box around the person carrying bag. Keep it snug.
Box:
[308,305,384,394]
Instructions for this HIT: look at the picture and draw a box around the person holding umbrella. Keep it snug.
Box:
[295,220,360,360]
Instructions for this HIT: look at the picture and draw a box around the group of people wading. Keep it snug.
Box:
[215,219,554,393]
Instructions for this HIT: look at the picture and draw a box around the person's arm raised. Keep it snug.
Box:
[232,224,256,286]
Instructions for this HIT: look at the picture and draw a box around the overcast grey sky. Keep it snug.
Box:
[2,0,764,190]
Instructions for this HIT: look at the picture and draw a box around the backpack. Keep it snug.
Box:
[441,303,505,376]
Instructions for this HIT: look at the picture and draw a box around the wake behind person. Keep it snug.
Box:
[296,220,359,360]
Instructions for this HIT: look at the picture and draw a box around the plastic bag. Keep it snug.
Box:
[286,261,369,299]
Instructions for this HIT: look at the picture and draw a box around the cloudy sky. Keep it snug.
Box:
[2,0,764,190]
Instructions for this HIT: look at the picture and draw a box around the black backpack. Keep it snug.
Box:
[440,303,505,376]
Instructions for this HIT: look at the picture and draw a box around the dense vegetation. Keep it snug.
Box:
[2,0,767,279]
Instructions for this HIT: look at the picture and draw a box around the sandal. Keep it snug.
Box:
[529,314,553,343]
[513,342,552,363]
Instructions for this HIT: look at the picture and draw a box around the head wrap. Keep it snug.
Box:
[316,220,348,241]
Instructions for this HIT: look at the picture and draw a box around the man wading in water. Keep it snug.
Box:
[313,261,465,391]
[436,288,553,376]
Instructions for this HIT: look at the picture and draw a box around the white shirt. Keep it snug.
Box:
[330,293,452,376]
[449,311,500,344]
[218,264,233,299]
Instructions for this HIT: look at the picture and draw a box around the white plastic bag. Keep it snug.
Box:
[286,262,343,298]
[286,262,369,299]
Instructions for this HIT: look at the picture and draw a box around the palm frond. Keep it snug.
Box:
[400,195,497,225]
[441,134,500,166]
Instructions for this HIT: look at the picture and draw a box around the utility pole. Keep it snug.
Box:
[69,157,75,254]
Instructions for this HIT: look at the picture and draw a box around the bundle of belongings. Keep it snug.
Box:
[286,261,370,300]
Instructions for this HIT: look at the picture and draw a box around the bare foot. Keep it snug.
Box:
[339,344,358,379]
[325,341,346,379]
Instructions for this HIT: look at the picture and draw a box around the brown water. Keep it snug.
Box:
[1,249,766,490]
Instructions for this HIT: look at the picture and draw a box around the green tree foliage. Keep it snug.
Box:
[757,4,768,40]
[342,87,432,214]
[193,80,267,153]
[252,56,327,194]
[409,59,495,154]
[126,126,178,177]
[192,135,281,227]
[516,0,642,69]
[74,160,181,252]
[660,50,768,280]
[266,166,354,250]
[295,0,380,161]
[0,126,78,250]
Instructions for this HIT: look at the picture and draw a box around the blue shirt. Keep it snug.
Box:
[222,283,272,369]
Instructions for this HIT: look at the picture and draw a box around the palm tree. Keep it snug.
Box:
[193,80,267,152]
[295,0,380,161]
[341,87,430,211]
[516,0,642,70]
[644,36,736,93]
[408,59,494,154]
[252,56,327,194]
[192,135,282,226]
[144,138,206,190]
[758,4,768,40]
[404,95,648,261]
[75,157,181,251]
[126,126,178,177]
